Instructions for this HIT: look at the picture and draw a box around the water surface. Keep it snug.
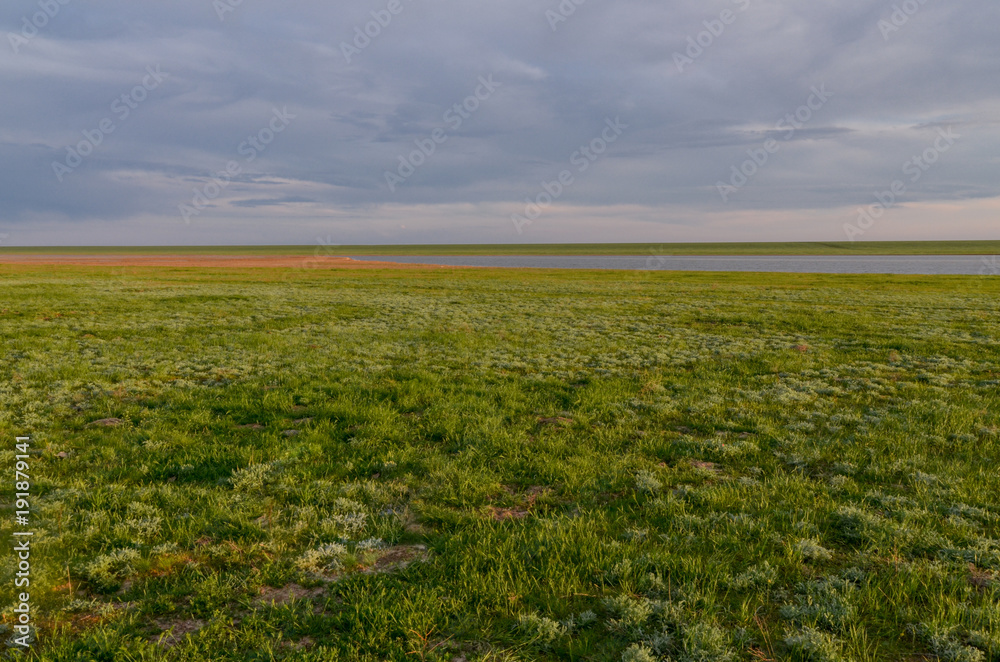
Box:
[351,254,997,276]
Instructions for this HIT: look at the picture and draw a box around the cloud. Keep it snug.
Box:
[230,196,316,208]
[0,0,998,245]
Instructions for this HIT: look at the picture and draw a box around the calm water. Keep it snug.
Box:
[352,255,998,276]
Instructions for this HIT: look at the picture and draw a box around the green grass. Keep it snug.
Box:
[0,240,999,256]
[1,264,998,661]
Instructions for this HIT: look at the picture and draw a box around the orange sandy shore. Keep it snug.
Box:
[0,255,454,269]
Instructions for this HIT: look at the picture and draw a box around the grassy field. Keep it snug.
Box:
[0,240,999,256]
[1,263,998,661]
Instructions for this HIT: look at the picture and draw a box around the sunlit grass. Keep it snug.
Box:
[0,265,998,660]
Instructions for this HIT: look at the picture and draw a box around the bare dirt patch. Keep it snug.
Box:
[364,545,430,573]
[486,484,550,520]
[256,583,325,605]
[968,564,995,590]
[310,545,431,583]
[486,506,530,521]
[153,618,205,647]
[689,460,720,473]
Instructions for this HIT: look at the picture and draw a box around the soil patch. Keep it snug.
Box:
[153,618,205,647]
[256,583,325,605]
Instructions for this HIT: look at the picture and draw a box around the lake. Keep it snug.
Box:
[350,254,999,276]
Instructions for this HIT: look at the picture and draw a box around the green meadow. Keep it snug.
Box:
[1,264,998,661]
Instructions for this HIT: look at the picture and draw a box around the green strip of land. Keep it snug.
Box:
[0,240,998,256]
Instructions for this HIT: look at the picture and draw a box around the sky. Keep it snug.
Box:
[1,0,998,246]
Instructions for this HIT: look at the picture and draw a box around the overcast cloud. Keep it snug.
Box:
[1,0,998,246]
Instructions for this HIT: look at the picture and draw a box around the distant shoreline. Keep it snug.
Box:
[0,253,995,276]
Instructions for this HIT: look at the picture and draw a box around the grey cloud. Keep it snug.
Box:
[230,196,316,208]
[0,0,998,243]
